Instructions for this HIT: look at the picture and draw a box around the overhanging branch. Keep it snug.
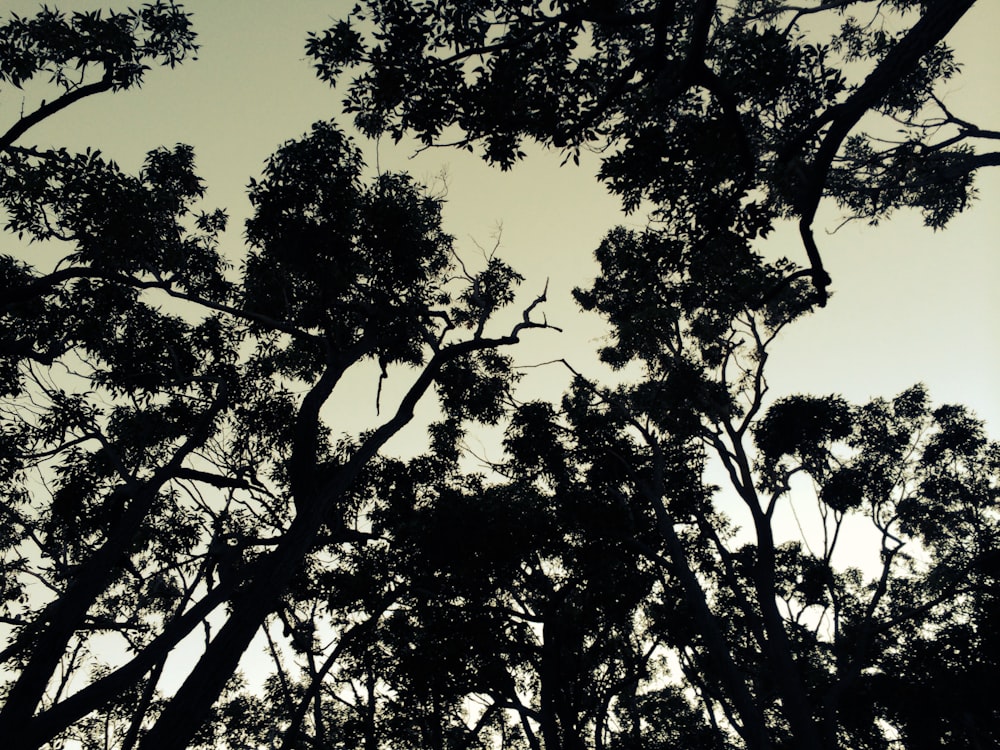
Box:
[795,0,977,303]
[0,68,115,151]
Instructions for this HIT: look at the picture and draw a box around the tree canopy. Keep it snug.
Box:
[309,0,998,302]
[1,2,998,750]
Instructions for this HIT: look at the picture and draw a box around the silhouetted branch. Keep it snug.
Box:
[1,266,321,344]
[0,68,114,151]
[793,0,976,303]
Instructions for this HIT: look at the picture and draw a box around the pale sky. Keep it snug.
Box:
[4,0,998,706]
[4,0,998,442]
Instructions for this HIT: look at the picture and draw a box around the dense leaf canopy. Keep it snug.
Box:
[1,2,998,750]
[308,0,998,301]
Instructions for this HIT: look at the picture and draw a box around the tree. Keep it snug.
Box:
[2,2,998,750]
[322,231,999,749]
[1,5,555,750]
[299,1,999,747]
[308,0,999,303]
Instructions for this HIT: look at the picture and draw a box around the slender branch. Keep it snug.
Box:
[1,266,321,345]
[0,68,114,151]
[172,467,262,493]
[279,591,398,749]
[777,0,876,36]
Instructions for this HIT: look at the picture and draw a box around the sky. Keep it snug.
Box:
[4,0,997,440]
[3,0,998,707]
[4,0,997,445]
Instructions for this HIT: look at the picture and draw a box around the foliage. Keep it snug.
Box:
[2,3,999,750]
[308,0,998,302]
[0,6,555,748]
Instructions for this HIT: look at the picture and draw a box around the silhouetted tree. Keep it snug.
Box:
[2,3,998,750]
[317,233,999,749]
[1,6,554,750]
[308,0,998,303]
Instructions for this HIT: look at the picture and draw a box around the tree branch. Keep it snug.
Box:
[0,383,231,747]
[0,266,321,344]
[0,68,115,151]
[794,0,976,303]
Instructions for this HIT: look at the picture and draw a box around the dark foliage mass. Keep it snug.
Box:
[1,2,998,750]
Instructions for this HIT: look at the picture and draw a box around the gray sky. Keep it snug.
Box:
[5,0,997,703]
[4,0,998,441]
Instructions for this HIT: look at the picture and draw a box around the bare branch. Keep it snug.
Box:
[0,68,115,151]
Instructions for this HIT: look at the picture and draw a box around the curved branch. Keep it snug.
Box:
[795,0,976,303]
[0,69,114,151]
